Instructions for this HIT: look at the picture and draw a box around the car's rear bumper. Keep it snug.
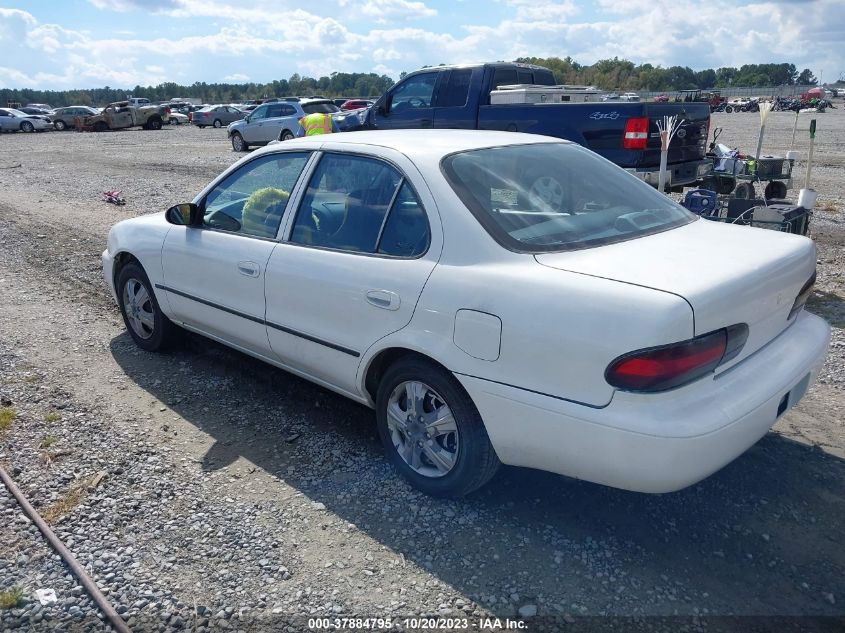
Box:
[456,311,830,493]
[626,158,712,187]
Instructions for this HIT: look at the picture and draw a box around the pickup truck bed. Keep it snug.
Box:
[336,62,711,188]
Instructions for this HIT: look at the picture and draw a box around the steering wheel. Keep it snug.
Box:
[408,97,427,108]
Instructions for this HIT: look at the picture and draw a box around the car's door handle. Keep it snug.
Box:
[366,290,400,310]
[237,261,260,277]
[420,119,432,127]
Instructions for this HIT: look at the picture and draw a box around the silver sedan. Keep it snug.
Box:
[0,108,53,132]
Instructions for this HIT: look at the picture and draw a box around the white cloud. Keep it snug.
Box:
[88,0,181,11]
[358,0,437,22]
[224,73,250,82]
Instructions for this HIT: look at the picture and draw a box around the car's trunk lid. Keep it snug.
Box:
[535,220,816,372]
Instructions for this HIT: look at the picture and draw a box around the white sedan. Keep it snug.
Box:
[102,130,830,498]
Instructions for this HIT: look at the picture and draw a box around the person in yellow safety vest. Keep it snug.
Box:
[299,112,335,136]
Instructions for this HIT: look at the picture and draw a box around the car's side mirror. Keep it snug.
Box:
[165,203,201,226]
[376,98,388,116]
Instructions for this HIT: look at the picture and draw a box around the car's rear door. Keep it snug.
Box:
[264,147,442,397]
[160,151,313,356]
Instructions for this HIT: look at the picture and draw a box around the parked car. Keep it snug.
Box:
[192,105,245,128]
[0,108,53,132]
[79,101,169,131]
[168,111,189,125]
[653,94,669,102]
[227,98,339,151]
[620,92,640,102]
[50,106,100,130]
[25,102,53,111]
[340,99,375,111]
[102,129,829,498]
[19,106,52,116]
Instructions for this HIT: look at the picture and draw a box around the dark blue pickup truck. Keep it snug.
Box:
[334,62,712,189]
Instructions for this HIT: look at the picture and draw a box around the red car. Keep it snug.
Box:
[653,94,669,102]
[340,99,374,111]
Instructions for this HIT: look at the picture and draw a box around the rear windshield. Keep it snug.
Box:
[441,143,695,252]
[302,102,340,114]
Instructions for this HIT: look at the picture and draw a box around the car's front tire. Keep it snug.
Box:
[20,121,34,132]
[376,358,500,498]
[116,263,175,352]
[231,132,248,152]
[54,120,67,131]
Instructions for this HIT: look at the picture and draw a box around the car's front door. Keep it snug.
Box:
[241,105,268,144]
[160,151,313,355]
[265,150,441,396]
[370,71,438,130]
[256,104,286,143]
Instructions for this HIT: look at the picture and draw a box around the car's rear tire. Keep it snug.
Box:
[197,125,205,129]
[116,263,176,352]
[213,119,222,128]
[281,130,295,141]
[20,121,34,132]
[54,120,67,131]
[94,121,108,132]
[231,132,248,152]
[725,105,733,113]
[376,357,500,498]
[148,117,163,130]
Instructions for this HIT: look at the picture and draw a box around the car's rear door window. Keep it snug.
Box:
[290,153,429,257]
[202,152,312,238]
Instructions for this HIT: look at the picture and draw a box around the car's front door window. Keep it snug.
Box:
[250,105,268,121]
[203,152,311,238]
[389,73,438,114]
[290,153,428,256]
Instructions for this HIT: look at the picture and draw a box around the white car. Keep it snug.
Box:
[0,108,53,132]
[102,130,830,498]
[168,111,189,125]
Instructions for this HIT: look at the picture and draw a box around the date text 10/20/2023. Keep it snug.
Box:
[307,617,528,630]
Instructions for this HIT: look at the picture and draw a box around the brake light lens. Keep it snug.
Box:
[788,272,816,320]
[605,325,749,393]
[623,116,649,150]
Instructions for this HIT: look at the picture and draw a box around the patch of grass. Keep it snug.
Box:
[41,485,86,524]
[44,411,60,423]
[818,201,837,214]
[0,407,16,431]
[23,374,40,383]
[40,435,58,449]
[0,586,25,609]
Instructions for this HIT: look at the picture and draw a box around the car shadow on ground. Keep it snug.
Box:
[110,331,845,622]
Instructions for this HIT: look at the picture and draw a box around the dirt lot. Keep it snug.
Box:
[1,110,843,632]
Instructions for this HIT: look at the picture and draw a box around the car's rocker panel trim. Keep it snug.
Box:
[154,284,360,357]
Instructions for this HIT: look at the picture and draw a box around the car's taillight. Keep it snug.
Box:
[605,325,749,393]
[623,116,649,150]
[788,272,816,320]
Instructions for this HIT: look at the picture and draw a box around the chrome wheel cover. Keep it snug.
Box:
[528,175,564,211]
[122,278,155,340]
[386,381,459,478]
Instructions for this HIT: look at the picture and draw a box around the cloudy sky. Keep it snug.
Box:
[0,0,841,90]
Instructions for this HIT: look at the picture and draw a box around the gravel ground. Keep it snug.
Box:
[0,112,843,633]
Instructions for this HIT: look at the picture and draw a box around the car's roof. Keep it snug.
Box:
[264,129,568,159]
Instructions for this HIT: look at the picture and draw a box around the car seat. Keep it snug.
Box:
[241,187,290,237]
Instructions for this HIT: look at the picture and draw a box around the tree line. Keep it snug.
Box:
[1,60,819,108]
[516,57,817,92]
[1,71,395,108]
